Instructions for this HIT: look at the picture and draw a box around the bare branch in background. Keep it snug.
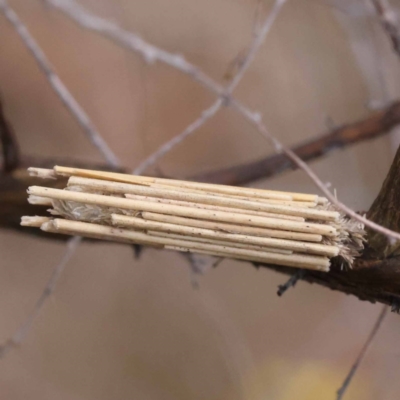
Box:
[43,0,220,96]
[0,99,20,173]
[0,236,81,359]
[133,99,223,175]
[194,100,400,185]
[336,305,388,400]
[0,0,121,168]
[372,0,400,58]
[134,0,287,174]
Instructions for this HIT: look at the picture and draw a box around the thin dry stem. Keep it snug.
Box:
[336,305,388,400]
[0,236,81,359]
[0,0,120,167]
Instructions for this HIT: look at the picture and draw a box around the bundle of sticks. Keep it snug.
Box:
[21,166,365,272]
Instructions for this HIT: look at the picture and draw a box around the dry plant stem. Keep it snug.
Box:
[142,212,323,242]
[42,0,400,241]
[336,305,388,400]
[147,182,318,207]
[0,1,120,168]
[112,214,339,257]
[67,176,338,221]
[28,186,337,236]
[0,235,81,359]
[41,218,330,270]
[146,230,292,254]
[124,194,305,222]
[53,166,298,200]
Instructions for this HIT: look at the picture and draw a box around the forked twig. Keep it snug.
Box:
[134,0,286,174]
[0,0,121,168]
[0,236,81,359]
[336,305,388,400]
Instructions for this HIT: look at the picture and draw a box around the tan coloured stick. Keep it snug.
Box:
[142,212,323,242]
[124,193,305,221]
[150,182,318,207]
[111,214,339,257]
[146,230,292,254]
[53,166,307,201]
[67,176,339,221]
[41,218,330,270]
[28,186,337,236]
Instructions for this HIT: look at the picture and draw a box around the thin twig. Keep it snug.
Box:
[371,0,400,58]
[133,0,286,174]
[0,236,81,359]
[277,269,305,296]
[0,0,121,168]
[133,99,223,175]
[336,305,388,400]
[43,0,220,96]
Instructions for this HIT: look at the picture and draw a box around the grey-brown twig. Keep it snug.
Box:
[0,236,81,359]
[0,0,121,168]
[336,305,388,400]
[372,0,400,58]
[133,0,287,174]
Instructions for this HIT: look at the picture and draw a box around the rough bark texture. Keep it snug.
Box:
[258,146,400,310]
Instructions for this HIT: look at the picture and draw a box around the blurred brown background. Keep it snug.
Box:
[1,0,400,398]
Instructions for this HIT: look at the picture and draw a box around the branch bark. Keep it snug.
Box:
[258,145,400,309]
[192,101,400,185]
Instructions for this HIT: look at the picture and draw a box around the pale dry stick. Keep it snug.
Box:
[146,230,293,254]
[0,236,81,359]
[148,183,317,207]
[124,194,305,222]
[21,216,52,227]
[112,214,339,257]
[28,186,337,235]
[44,0,400,240]
[52,166,316,202]
[67,176,338,221]
[0,1,120,168]
[336,305,388,400]
[41,218,330,270]
[143,212,323,242]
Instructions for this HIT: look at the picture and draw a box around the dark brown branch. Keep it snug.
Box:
[0,100,20,173]
[257,144,400,309]
[192,101,400,186]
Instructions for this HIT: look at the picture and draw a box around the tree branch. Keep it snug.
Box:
[193,101,400,185]
[0,99,20,173]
